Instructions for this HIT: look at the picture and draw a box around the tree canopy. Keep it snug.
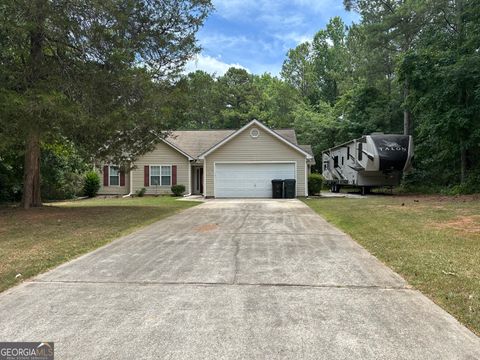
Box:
[170,2,480,192]
[0,0,212,207]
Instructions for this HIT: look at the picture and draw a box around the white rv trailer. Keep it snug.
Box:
[322,134,413,195]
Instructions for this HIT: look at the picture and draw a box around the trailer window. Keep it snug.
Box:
[358,143,363,161]
[347,146,350,159]
[341,156,344,165]
[334,156,339,168]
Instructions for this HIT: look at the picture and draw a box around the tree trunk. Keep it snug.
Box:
[457,0,466,184]
[332,79,338,104]
[387,72,393,131]
[403,109,412,135]
[460,143,467,184]
[21,0,47,208]
[403,78,412,135]
[21,130,42,208]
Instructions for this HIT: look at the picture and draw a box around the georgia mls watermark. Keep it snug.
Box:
[0,342,54,360]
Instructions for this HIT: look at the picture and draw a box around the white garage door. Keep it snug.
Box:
[215,163,295,198]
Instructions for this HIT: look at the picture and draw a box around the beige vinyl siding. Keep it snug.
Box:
[205,124,307,197]
[131,141,190,195]
[98,166,129,195]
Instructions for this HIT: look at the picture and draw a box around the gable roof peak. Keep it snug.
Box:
[198,119,313,159]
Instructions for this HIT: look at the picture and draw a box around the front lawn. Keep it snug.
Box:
[304,195,480,335]
[0,196,199,292]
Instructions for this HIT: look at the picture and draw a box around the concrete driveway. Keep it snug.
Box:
[0,199,478,359]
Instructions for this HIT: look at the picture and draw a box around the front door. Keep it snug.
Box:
[195,167,203,194]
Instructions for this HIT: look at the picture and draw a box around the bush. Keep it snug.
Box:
[41,142,88,200]
[400,168,480,195]
[441,181,480,196]
[83,171,101,198]
[308,173,323,195]
[171,184,186,197]
[44,172,85,200]
[0,149,23,202]
[136,187,146,197]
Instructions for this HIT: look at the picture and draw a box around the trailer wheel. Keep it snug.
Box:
[361,186,370,196]
[331,184,340,193]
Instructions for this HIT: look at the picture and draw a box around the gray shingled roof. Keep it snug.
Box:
[166,130,234,158]
[166,129,299,158]
[298,144,313,156]
[276,129,297,144]
[299,144,316,164]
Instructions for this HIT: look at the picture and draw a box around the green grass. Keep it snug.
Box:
[304,195,480,335]
[0,196,199,292]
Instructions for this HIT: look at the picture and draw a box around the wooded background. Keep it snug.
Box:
[1,0,479,205]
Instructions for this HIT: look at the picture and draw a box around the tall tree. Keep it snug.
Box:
[253,74,302,128]
[281,42,316,101]
[175,71,221,129]
[311,17,350,105]
[344,0,430,135]
[398,0,480,184]
[216,68,260,129]
[0,0,212,208]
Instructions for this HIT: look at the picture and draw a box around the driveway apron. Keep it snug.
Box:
[0,199,478,359]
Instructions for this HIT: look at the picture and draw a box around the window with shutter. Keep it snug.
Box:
[109,166,120,186]
[150,165,171,186]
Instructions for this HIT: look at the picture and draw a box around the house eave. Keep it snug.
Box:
[160,138,194,160]
[198,119,313,160]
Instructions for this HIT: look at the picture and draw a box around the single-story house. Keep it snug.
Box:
[99,119,315,198]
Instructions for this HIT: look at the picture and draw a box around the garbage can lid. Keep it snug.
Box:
[284,178,296,183]
[271,179,284,183]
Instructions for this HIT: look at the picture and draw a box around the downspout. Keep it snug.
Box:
[203,157,207,198]
[184,160,192,197]
[304,158,308,197]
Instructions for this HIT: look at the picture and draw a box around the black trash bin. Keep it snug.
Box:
[283,179,296,198]
[271,179,284,199]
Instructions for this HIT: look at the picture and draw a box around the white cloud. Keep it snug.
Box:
[184,54,249,76]
[291,0,343,13]
[201,0,359,75]
[279,31,314,45]
[200,33,249,50]
[248,62,282,77]
[257,13,306,29]
[213,0,339,20]
[213,0,277,19]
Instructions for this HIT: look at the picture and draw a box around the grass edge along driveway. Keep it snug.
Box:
[0,196,200,293]
[304,195,480,336]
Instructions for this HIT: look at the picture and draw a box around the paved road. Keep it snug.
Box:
[0,199,478,359]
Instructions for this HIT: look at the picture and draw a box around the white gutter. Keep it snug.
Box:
[122,168,134,198]
[184,161,192,196]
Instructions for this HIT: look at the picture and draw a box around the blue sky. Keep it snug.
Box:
[185,0,360,76]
